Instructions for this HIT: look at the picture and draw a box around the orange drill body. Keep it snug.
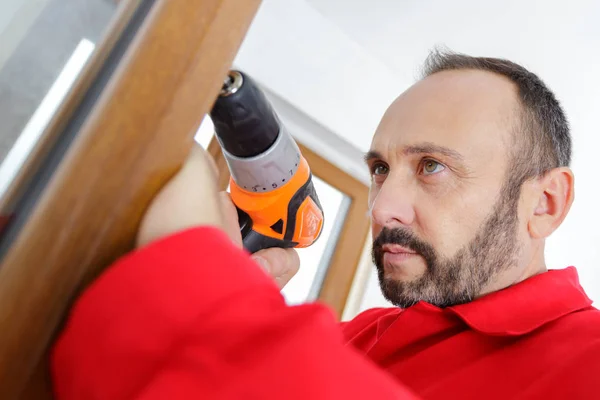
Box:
[229,156,323,248]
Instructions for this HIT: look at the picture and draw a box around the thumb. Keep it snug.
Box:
[252,248,300,289]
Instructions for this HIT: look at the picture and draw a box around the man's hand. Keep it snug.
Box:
[137,144,300,289]
[219,192,300,289]
[136,145,224,248]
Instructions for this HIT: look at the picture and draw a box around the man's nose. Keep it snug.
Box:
[369,178,416,229]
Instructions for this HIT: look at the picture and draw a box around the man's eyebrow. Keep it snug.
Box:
[404,142,464,162]
[364,150,383,164]
[363,144,464,164]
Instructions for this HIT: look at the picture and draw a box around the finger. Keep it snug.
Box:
[219,191,243,248]
[252,248,300,289]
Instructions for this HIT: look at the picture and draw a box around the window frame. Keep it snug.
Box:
[0,0,261,397]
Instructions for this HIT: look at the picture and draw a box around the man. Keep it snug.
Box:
[51,50,600,399]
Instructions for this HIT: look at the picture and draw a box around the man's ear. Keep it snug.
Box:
[528,167,575,239]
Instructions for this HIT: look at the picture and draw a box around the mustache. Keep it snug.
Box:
[372,227,437,267]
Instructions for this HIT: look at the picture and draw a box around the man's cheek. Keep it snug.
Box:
[423,210,466,258]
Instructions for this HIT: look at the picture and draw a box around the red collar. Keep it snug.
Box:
[446,267,593,336]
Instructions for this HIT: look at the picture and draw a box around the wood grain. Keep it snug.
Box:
[0,0,261,398]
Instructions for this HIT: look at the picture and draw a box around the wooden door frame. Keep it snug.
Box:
[0,0,262,398]
[208,137,371,318]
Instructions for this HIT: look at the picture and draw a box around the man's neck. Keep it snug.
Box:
[478,254,547,299]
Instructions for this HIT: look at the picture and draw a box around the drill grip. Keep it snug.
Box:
[231,163,323,254]
[236,207,296,253]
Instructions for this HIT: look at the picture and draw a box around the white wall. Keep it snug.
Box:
[233,0,599,311]
[232,0,402,166]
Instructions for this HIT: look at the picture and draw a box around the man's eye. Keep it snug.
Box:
[371,163,389,176]
[421,160,445,175]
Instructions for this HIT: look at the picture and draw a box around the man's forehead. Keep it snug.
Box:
[371,69,519,159]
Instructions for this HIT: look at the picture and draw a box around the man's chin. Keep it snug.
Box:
[379,279,422,309]
[382,254,426,281]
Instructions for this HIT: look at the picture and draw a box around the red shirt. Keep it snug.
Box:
[342,267,600,398]
[51,227,600,399]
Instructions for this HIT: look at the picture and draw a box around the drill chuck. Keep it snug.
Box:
[211,71,301,194]
[210,71,279,158]
[220,71,242,96]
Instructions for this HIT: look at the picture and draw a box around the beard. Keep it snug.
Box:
[372,181,522,309]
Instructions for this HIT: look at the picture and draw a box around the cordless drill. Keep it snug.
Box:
[210,70,324,254]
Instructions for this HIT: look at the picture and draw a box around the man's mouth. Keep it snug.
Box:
[381,244,418,265]
[382,244,417,255]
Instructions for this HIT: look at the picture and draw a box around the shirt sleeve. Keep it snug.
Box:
[50,226,418,400]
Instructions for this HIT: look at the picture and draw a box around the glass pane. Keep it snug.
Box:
[282,176,349,305]
[0,0,118,197]
[195,115,215,149]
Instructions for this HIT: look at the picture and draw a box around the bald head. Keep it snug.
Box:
[366,50,574,308]
[422,49,571,188]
